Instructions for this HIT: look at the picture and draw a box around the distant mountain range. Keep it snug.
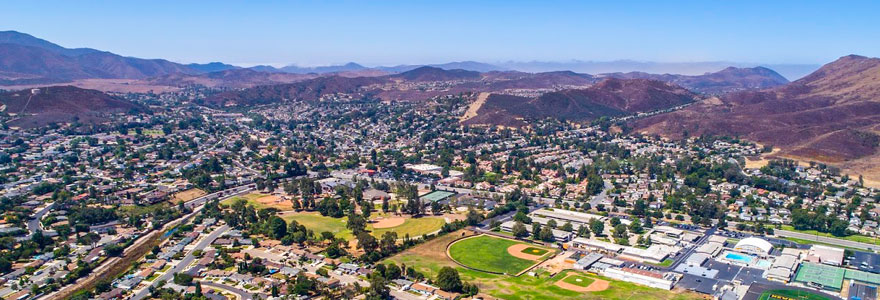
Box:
[635,54,880,164]
[0,30,818,88]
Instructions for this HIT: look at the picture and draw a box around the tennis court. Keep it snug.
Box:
[793,263,845,291]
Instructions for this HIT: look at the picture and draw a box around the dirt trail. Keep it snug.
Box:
[460,92,490,122]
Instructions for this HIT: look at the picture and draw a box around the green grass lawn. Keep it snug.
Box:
[562,274,594,287]
[521,247,549,256]
[780,225,880,245]
[758,289,830,300]
[448,235,548,275]
[282,212,352,240]
[281,212,446,241]
[371,217,446,238]
[384,232,702,300]
[645,258,675,268]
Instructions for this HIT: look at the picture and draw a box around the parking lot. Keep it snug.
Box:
[849,251,880,274]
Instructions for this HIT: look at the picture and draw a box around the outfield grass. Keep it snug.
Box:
[562,274,594,287]
[780,225,880,245]
[448,235,548,275]
[757,289,830,300]
[370,217,446,238]
[281,212,446,241]
[522,247,549,256]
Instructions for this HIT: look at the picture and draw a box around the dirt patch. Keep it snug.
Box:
[507,244,544,261]
[554,275,609,292]
[255,195,293,210]
[372,217,406,229]
[172,188,206,204]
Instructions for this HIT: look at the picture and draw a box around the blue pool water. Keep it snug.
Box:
[725,252,754,264]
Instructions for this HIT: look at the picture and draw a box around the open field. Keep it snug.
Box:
[448,235,551,275]
[757,289,830,300]
[280,212,352,240]
[222,193,294,211]
[171,188,206,204]
[370,217,446,238]
[279,211,447,241]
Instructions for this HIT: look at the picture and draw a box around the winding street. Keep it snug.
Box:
[130,225,230,300]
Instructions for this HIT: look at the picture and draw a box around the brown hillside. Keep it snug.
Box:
[635,55,880,165]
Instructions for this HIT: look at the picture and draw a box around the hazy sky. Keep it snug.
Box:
[2,0,878,67]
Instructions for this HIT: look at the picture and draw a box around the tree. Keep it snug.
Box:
[380,231,398,254]
[539,225,555,242]
[347,214,367,235]
[436,267,463,292]
[384,263,401,280]
[512,221,528,238]
[589,218,604,236]
[173,273,193,285]
[613,224,628,239]
[268,216,287,239]
[104,243,124,257]
[629,219,643,234]
[366,272,390,300]
[561,221,573,232]
[357,232,379,254]
[531,222,542,240]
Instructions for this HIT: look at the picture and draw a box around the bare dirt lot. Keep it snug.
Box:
[172,188,206,204]
[372,217,406,229]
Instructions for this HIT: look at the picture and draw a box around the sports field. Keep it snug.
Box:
[522,247,549,256]
[758,289,830,300]
[279,212,446,241]
[448,235,551,275]
[563,274,595,287]
[385,236,704,300]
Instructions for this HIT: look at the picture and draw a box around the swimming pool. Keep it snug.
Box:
[724,252,755,264]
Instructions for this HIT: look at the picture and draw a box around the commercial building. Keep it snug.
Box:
[805,245,844,266]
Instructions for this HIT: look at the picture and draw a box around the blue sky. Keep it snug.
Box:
[2,1,878,67]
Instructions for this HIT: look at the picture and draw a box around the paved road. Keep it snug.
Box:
[775,230,879,252]
[27,202,55,234]
[588,180,613,208]
[184,186,254,209]
[131,225,230,300]
[200,281,256,300]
